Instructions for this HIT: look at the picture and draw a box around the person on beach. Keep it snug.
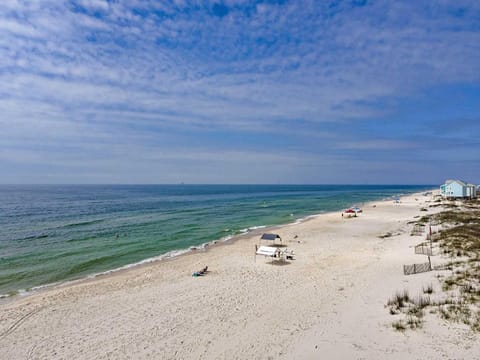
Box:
[192,266,208,277]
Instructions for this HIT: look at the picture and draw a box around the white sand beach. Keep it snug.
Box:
[1,192,478,359]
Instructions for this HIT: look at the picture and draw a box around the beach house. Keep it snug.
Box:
[466,183,477,199]
[440,179,477,199]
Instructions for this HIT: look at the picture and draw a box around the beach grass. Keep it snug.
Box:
[389,201,480,332]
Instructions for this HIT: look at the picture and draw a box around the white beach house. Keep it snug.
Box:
[466,183,477,198]
[440,179,477,199]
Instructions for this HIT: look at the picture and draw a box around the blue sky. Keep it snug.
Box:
[0,0,479,184]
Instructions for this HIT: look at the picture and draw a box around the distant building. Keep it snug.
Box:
[440,179,477,199]
[466,183,477,199]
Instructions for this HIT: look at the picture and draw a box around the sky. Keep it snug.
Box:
[0,0,479,184]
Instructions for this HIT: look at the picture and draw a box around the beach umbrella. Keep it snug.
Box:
[344,208,356,217]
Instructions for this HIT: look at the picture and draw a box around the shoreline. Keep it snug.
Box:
[0,190,429,304]
[3,188,475,360]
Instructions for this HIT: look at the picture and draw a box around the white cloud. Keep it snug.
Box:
[0,18,41,37]
[77,0,110,11]
[0,1,479,183]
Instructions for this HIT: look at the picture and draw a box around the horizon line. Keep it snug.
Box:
[0,183,439,186]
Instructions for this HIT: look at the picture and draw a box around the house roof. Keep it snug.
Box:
[445,179,467,187]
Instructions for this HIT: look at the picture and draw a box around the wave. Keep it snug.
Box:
[62,256,117,276]
[238,225,267,234]
[19,234,49,241]
[66,235,98,243]
[63,219,104,228]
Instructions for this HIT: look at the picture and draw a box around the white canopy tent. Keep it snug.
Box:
[255,245,280,263]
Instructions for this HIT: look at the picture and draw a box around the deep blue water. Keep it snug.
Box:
[0,184,433,295]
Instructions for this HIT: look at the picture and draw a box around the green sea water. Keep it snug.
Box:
[0,184,433,296]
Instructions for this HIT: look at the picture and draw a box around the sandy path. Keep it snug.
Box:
[0,192,478,359]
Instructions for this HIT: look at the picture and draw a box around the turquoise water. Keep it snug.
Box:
[0,185,433,295]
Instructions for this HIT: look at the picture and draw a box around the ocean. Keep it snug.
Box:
[0,184,433,296]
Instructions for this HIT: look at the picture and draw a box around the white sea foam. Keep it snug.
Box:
[249,225,267,230]
[293,212,323,225]
[239,225,267,234]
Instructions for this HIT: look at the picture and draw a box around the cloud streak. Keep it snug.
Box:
[1,0,479,183]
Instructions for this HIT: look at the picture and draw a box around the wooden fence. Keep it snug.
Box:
[415,243,433,256]
[403,262,432,275]
[410,224,425,236]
